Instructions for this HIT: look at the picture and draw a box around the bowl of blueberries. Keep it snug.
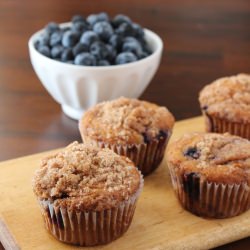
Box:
[28,13,163,120]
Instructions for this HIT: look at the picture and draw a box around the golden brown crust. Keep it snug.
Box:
[167,133,250,185]
[199,74,250,123]
[33,142,142,211]
[79,97,175,145]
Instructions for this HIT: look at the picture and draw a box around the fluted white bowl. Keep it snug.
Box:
[28,23,163,120]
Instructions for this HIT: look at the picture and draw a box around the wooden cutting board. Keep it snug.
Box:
[0,117,250,250]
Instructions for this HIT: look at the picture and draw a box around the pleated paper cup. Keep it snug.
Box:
[168,164,250,218]
[83,132,171,176]
[203,112,250,140]
[37,174,144,246]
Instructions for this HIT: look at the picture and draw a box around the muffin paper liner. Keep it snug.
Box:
[38,174,144,246]
[168,164,250,218]
[203,112,250,140]
[84,132,172,176]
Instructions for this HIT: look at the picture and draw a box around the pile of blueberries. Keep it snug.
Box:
[35,13,152,66]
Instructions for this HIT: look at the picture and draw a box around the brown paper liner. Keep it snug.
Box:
[83,132,172,176]
[38,174,143,246]
[203,112,250,140]
[168,164,250,218]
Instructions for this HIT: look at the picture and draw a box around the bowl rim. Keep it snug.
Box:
[28,22,163,70]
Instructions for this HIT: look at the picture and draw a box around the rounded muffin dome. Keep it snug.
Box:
[33,141,142,211]
[79,97,175,145]
[199,74,250,124]
[167,132,250,184]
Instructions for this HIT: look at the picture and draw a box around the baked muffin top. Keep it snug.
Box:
[79,97,175,145]
[199,74,250,123]
[167,133,250,185]
[33,142,142,211]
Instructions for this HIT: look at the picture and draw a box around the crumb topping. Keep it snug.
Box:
[167,133,250,184]
[80,97,175,145]
[33,142,141,211]
[199,74,250,123]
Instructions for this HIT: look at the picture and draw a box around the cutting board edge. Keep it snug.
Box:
[0,216,20,250]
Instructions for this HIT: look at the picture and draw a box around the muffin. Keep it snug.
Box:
[199,73,250,139]
[79,97,175,175]
[167,132,250,218]
[33,142,143,246]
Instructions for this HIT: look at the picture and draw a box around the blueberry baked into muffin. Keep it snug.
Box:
[33,142,143,246]
[199,74,250,139]
[167,132,250,218]
[79,97,175,175]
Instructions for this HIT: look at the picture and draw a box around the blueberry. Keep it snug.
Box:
[51,45,64,59]
[93,21,113,41]
[61,27,70,33]
[90,41,109,60]
[132,23,144,38]
[156,130,168,140]
[97,12,109,22]
[80,31,99,47]
[61,48,74,62]
[184,147,200,159]
[71,22,89,33]
[66,60,74,64]
[86,14,98,26]
[72,43,88,57]
[37,45,51,57]
[34,41,39,50]
[106,44,117,61]
[37,33,50,46]
[71,15,85,23]
[109,34,123,50]
[139,51,150,59]
[62,31,79,48]
[122,41,143,57]
[183,172,200,201]
[98,60,110,66]
[87,12,109,26]
[112,14,132,28]
[140,39,152,54]
[49,31,62,46]
[123,36,139,44]
[202,105,208,111]
[45,22,60,34]
[74,52,96,66]
[115,22,134,37]
[115,52,137,65]
[142,132,150,143]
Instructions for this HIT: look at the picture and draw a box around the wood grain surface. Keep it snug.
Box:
[0,1,249,249]
[0,219,20,250]
[0,117,249,250]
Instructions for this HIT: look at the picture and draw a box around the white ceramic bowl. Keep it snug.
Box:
[28,23,163,120]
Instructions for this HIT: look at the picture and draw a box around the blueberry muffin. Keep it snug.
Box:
[199,74,250,139]
[167,132,250,218]
[33,142,143,246]
[79,97,175,175]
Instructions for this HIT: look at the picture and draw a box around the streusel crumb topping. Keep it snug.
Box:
[80,97,175,145]
[167,133,250,184]
[33,142,141,211]
[199,74,250,123]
